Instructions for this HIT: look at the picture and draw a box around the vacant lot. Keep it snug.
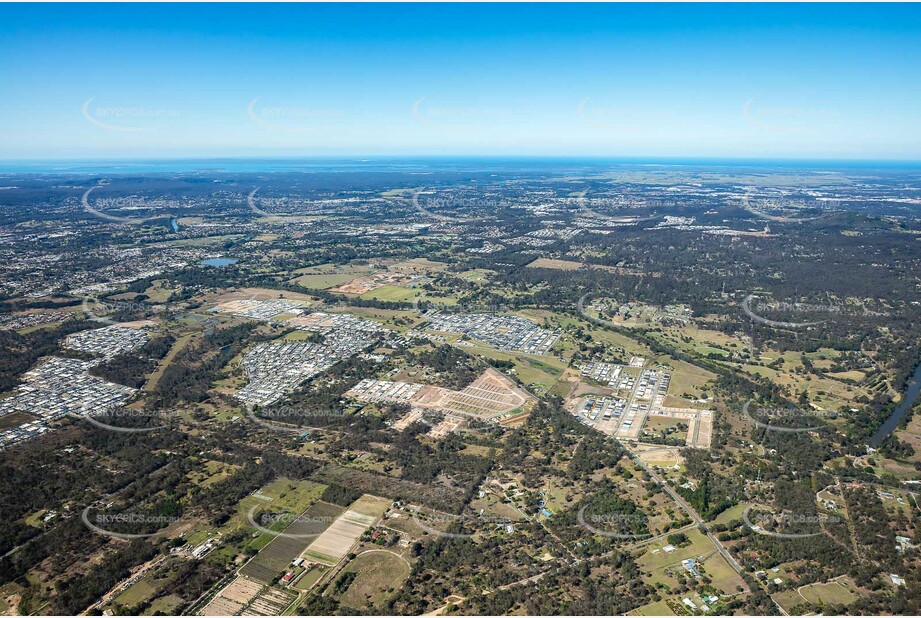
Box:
[360,285,417,302]
[800,578,860,606]
[294,273,359,289]
[337,550,412,609]
[0,410,37,430]
[628,598,679,616]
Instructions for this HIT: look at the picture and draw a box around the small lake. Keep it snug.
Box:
[870,361,921,446]
[200,257,238,267]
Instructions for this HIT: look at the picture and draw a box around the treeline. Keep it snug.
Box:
[89,334,175,388]
[153,323,259,406]
[405,344,481,390]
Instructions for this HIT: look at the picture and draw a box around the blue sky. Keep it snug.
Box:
[2,3,920,160]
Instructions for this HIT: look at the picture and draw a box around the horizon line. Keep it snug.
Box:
[3,154,921,165]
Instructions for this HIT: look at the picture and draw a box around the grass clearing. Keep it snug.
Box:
[628,598,679,616]
[293,273,358,289]
[337,551,411,609]
[798,578,860,606]
[637,528,712,573]
[526,257,584,271]
[359,285,417,302]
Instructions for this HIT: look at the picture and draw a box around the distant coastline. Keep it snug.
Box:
[2,156,921,175]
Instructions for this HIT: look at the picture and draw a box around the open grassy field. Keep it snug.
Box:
[628,598,680,616]
[798,577,860,606]
[360,285,417,302]
[337,550,412,609]
[462,342,569,394]
[143,594,183,615]
[294,565,327,591]
[526,257,584,271]
[772,576,861,613]
[710,502,749,526]
[699,552,746,593]
[457,268,494,282]
[294,273,359,289]
[115,578,156,606]
[772,589,809,613]
[637,528,712,574]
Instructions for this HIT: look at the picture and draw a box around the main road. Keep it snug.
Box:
[621,443,744,572]
[621,442,790,615]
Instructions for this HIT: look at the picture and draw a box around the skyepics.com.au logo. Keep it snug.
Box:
[246,506,339,540]
[411,510,517,539]
[247,97,344,132]
[71,404,169,434]
[742,399,835,434]
[742,506,840,539]
[575,193,659,226]
[409,189,509,223]
[741,294,837,329]
[81,185,177,224]
[577,97,670,135]
[81,98,180,133]
[243,405,346,433]
[81,295,176,325]
[411,97,519,132]
[743,98,839,134]
[737,191,824,223]
[576,504,652,541]
[81,507,182,539]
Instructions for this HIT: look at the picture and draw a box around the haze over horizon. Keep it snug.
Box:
[2,3,921,161]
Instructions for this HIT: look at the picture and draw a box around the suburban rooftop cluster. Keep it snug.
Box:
[424,311,560,354]
[237,312,383,406]
[64,324,150,360]
[0,357,136,449]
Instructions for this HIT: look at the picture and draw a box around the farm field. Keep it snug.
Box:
[187,478,326,560]
[240,501,344,583]
[303,494,390,565]
[293,273,360,289]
